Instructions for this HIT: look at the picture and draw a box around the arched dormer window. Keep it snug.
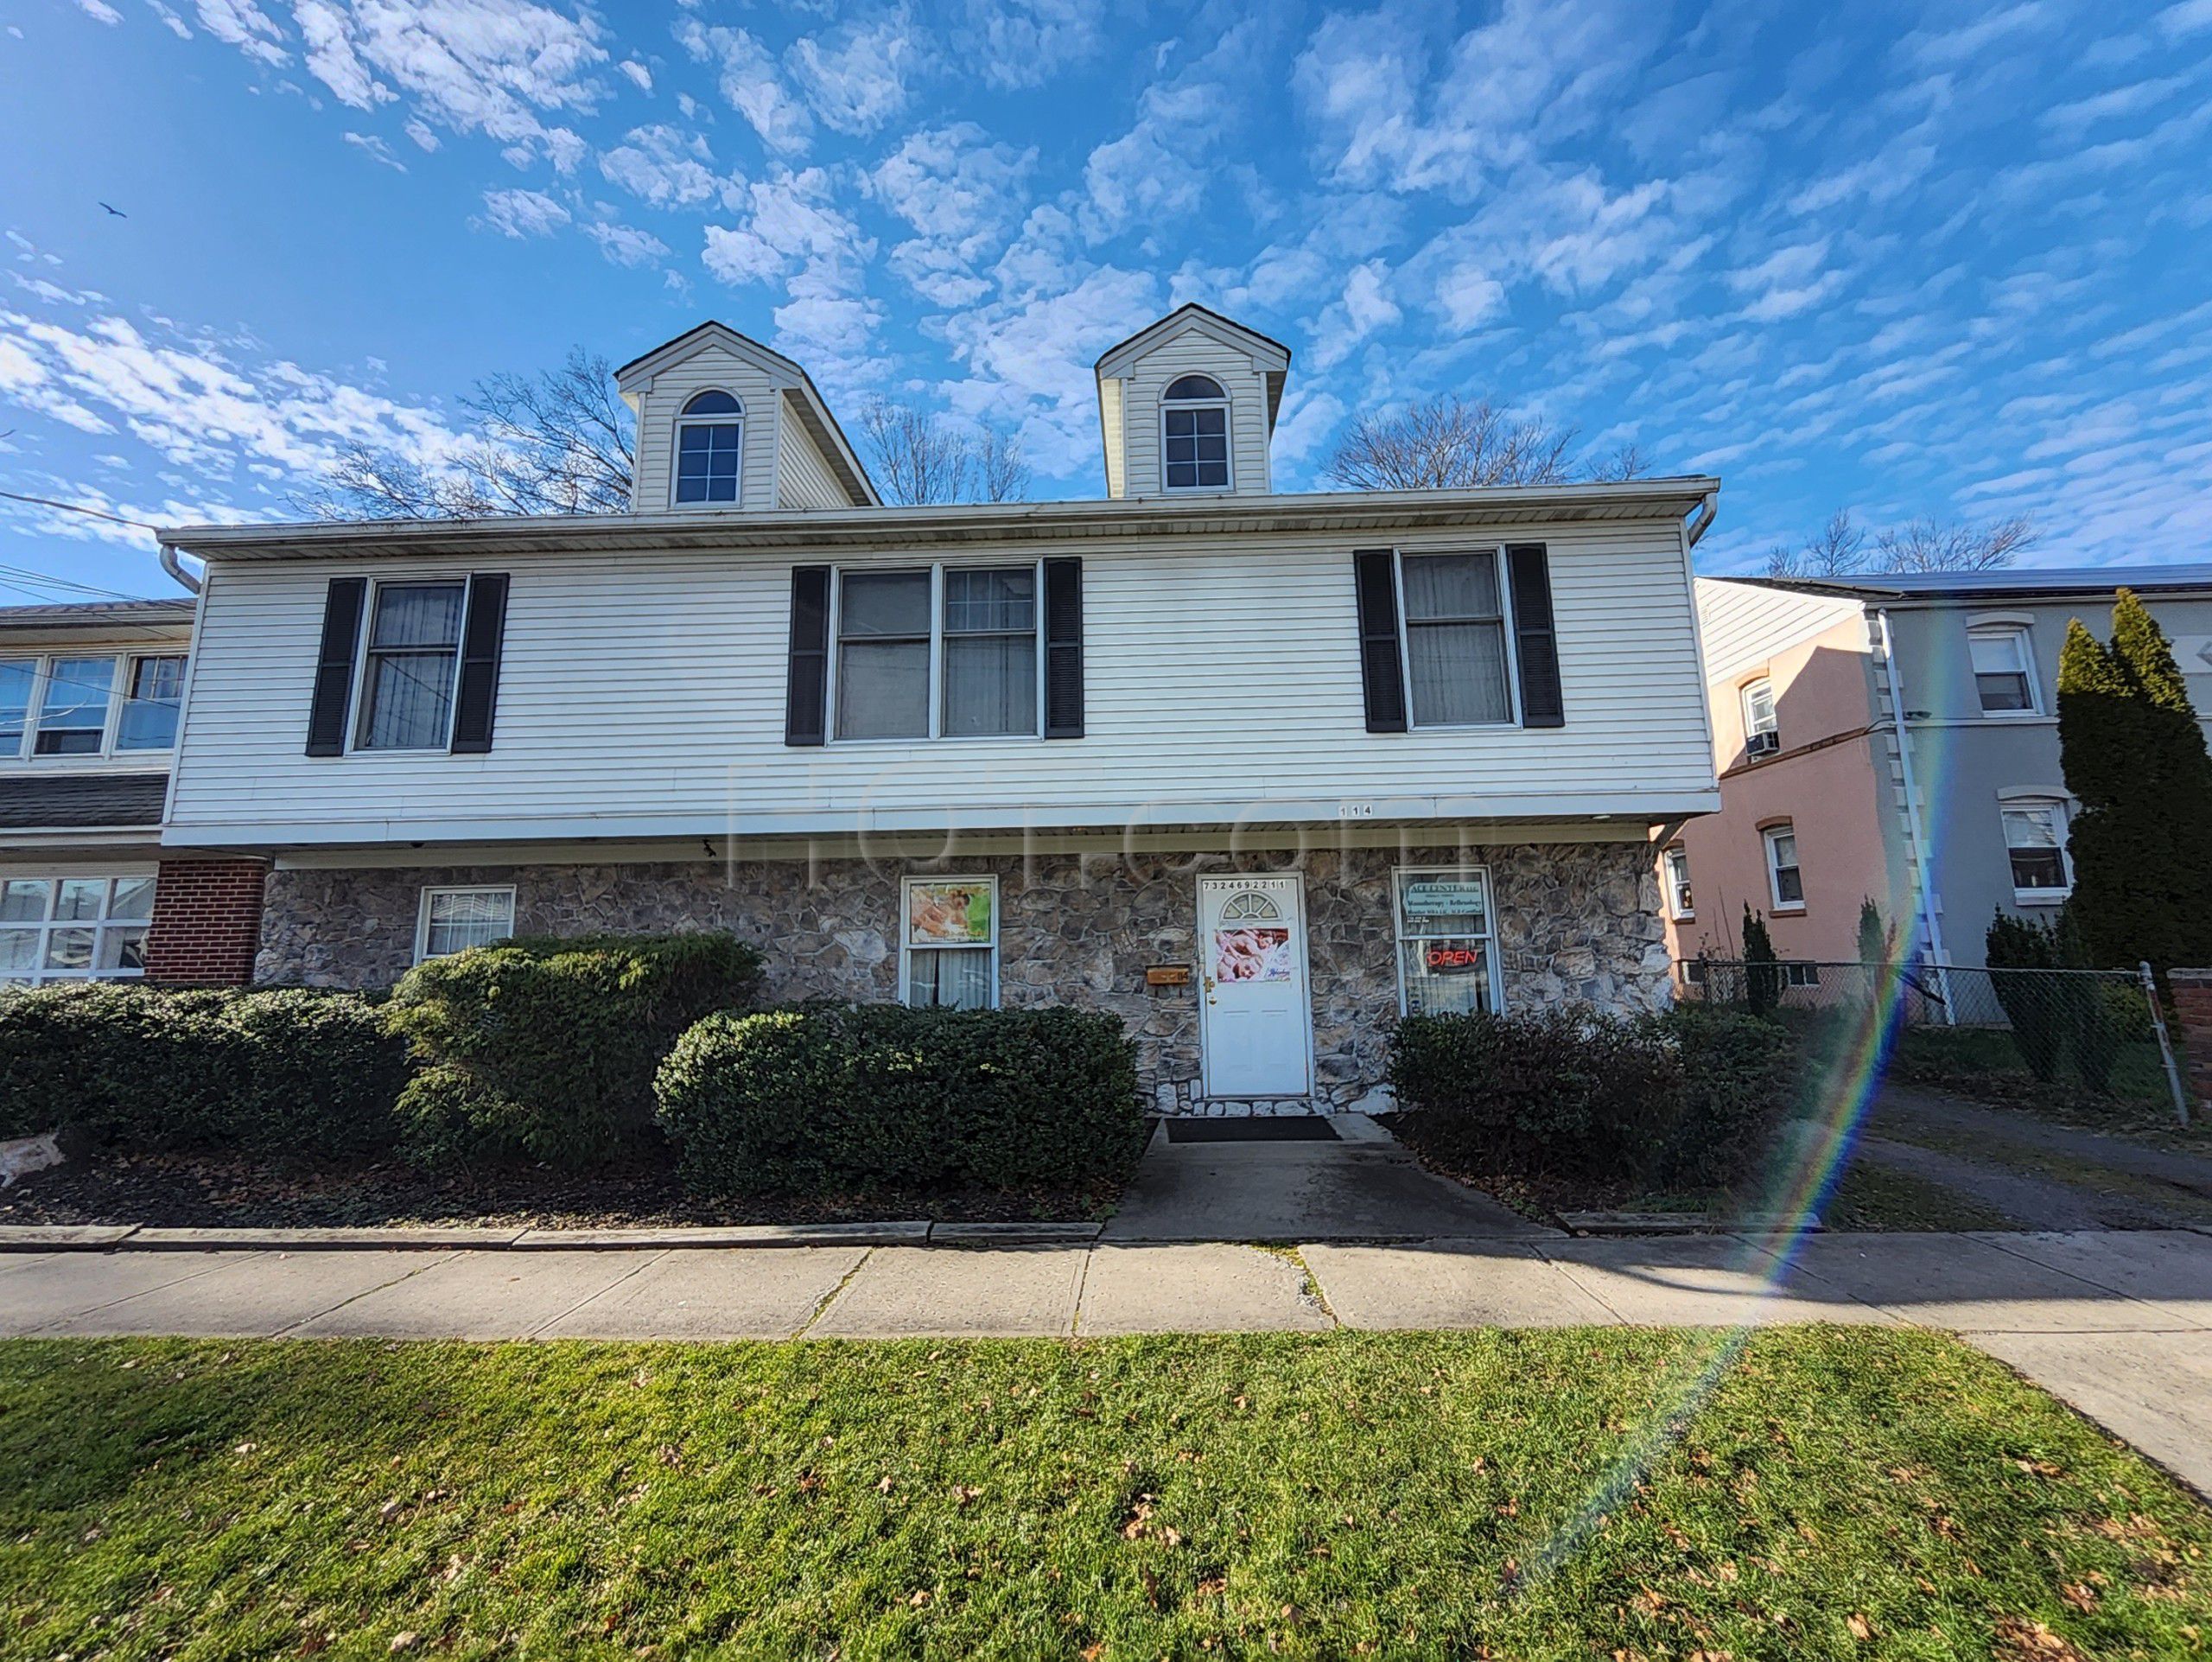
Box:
[674,389,743,505]
[1160,373,1230,491]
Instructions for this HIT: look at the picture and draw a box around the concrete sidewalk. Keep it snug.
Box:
[4,1227,2208,1490]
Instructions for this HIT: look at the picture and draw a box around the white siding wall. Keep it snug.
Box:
[1099,379,1126,499]
[168,519,1716,842]
[775,400,847,510]
[1694,577,1864,685]
[629,343,785,514]
[1117,328,1272,497]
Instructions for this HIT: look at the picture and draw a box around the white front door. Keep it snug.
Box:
[1197,875,1312,1098]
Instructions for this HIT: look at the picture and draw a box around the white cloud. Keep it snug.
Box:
[1898,2,2055,66]
[869,123,1035,305]
[1309,259,1402,367]
[1080,21,1268,241]
[582,221,669,266]
[702,169,872,290]
[2162,0,2212,34]
[477,188,570,239]
[1435,264,1506,331]
[70,0,123,23]
[676,20,811,155]
[342,131,406,170]
[598,124,723,207]
[2041,75,2187,134]
[617,58,652,92]
[960,0,1103,90]
[785,14,917,137]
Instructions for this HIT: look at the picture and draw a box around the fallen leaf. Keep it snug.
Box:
[2059,1583,2098,1613]
[388,1635,418,1654]
[908,1590,931,1608]
[1847,1614,1872,1641]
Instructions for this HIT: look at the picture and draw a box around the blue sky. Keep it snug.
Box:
[3,0,2210,600]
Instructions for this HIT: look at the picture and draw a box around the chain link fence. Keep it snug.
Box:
[1676,958,2191,1122]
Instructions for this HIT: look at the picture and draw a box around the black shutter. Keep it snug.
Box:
[305,576,366,756]
[1507,543,1565,729]
[1353,550,1406,733]
[448,573,510,755]
[785,565,831,746]
[1043,557,1084,739]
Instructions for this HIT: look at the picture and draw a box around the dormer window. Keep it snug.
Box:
[674,389,743,506]
[1161,374,1230,492]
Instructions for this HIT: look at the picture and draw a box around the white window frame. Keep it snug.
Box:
[0,870,156,986]
[671,388,745,509]
[0,653,188,764]
[1968,623,2040,717]
[1391,864,1503,1016]
[1662,846,1694,921]
[1742,677,1777,742]
[352,578,467,754]
[1392,546,1522,730]
[1999,794,2073,905]
[1159,376,1233,493]
[827,563,1046,743]
[413,885,518,964]
[1762,823,1805,913]
[899,875,1001,1010]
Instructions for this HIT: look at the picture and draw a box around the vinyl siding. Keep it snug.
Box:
[1694,578,1865,685]
[168,519,1716,843]
[1118,326,1272,497]
[775,399,848,509]
[1099,378,1126,499]
[629,342,784,514]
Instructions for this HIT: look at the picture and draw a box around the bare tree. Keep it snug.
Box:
[1323,396,1577,491]
[1765,508,1868,578]
[1766,508,2035,577]
[312,348,634,519]
[1875,513,2037,573]
[858,398,1030,505]
[1585,439,1652,483]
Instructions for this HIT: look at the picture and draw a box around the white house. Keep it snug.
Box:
[148,302,1722,1114]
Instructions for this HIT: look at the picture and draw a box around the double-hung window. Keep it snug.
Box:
[1160,374,1230,490]
[0,653,188,760]
[673,390,743,506]
[1398,551,1513,726]
[416,886,516,961]
[1970,626,2037,714]
[1763,823,1804,911]
[0,874,154,985]
[2001,799,2070,901]
[901,876,997,1009]
[359,582,466,750]
[833,564,1040,741]
[1742,677,1778,754]
[1662,846,1694,920]
[1393,867,1500,1016]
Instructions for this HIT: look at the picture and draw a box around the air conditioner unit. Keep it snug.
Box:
[1745,730,1781,758]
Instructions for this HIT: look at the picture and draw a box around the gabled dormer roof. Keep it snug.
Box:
[614,320,880,508]
[1093,302,1293,429]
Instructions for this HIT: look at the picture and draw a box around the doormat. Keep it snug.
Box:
[1164,1118,1339,1143]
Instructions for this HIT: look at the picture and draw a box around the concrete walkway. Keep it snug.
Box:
[1101,1114,1548,1241]
[5,1228,2208,1491]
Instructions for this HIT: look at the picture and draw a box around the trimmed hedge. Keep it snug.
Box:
[1387,1004,1794,1189]
[654,1003,1144,1197]
[385,932,762,1168]
[0,983,408,1156]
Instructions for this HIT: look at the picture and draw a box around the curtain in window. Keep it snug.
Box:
[363,584,463,749]
[907,946,993,1010]
[423,889,514,957]
[942,568,1037,736]
[837,571,931,739]
[1402,553,1510,725]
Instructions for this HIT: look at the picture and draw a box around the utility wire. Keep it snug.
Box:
[0,488,162,532]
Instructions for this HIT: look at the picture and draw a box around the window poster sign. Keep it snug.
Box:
[1400,879,1489,920]
[1213,926,1294,983]
[906,882,993,946]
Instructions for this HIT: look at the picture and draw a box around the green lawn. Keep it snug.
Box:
[3,1334,2207,1659]
[1821,1162,2020,1232]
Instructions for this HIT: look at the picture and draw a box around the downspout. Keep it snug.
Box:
[158,542,203,595]
[1875,608,1950,991]
[1684,491,1718,549]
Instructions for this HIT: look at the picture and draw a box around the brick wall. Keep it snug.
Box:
[143,857,270,987]
[2169,969,2212,1114]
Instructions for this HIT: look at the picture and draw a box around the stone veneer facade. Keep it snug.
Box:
[257,841,1670,1115]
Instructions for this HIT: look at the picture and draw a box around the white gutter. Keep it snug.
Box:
[158,544,203,594]
[1876,608,1948,972]
[1684,491,1718,548]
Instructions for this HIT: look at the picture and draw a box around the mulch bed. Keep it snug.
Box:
[0,1150,1118,1231]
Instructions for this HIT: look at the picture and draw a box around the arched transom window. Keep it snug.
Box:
[675,389,743,505]
[1160,373,1230,491]
[1219,890,1281,921]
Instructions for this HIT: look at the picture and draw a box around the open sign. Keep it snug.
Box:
[1424,945,1484,973]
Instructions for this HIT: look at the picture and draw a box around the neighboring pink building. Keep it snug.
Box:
[1662,582,1908,969]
